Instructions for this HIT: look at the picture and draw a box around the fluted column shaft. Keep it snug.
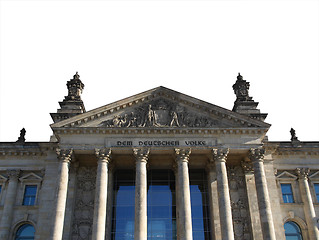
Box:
[51,149,73,240]
[212,148,234,240]
[92,148,112,240]
[0,169,20,239]
[296,168,319,240]
[105,164,115,240]
[133,148,150,240]
[175,148,193,240]
[249,148,276,240]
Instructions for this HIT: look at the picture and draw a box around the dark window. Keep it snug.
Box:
[111,170,135,240]
[147,170,176,240]
[15,224,35,240]
[284,221,302,240]
[23,185,37,206]
[314,183,319,202]
[281,184,294,203]
[190,170,211,240]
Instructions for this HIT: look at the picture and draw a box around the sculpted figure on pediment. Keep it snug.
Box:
[98,98,220,128]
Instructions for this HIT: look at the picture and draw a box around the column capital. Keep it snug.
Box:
[56,148,73,163]
[248,148,265,162]
[6,169,20,180]
[133,148,150,163]
[211,148,229,163]
[175,148,191,163]
[241,161,254,174]
[296,168,310,180]
[95,148,112,164]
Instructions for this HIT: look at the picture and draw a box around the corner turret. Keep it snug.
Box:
[50,72,86,123]
[232,73,267,121]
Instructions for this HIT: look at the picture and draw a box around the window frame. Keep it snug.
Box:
[14,222,36,240]
[18,173,42,206]
[280,183,295,203]
[276,171,299,204]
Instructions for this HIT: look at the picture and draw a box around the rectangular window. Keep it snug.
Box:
[314,183,319,202]
[281,183,294,203]
[23,185,37,206]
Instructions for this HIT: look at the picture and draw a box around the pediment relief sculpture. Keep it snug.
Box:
[97,98,221,128]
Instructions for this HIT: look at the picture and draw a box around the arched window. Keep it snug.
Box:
[284,221,302,240]
[15,224,35,240]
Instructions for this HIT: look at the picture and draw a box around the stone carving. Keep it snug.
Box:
[296,168,310,179]
[248,148,265,162]
[98,98,220,128]
[232,73,252,102]
[65,72,85,101]
[72,167,96,240]
[228,166,252,240]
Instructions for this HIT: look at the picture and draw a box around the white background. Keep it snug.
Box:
[0,0,318,142]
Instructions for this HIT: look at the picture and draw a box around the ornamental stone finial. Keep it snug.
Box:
[212,148,229,163]
[296,168,310,179]
[175,148,191,163]
[95,148,112,163]
[56,148,73,163]
[133,148,150,163]
[248,148,265,162]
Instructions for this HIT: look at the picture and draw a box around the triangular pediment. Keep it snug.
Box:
[51,86,270,130]
[276,171,298,180]
[19,172,42,182]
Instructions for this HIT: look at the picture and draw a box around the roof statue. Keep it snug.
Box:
[16,128,26,143]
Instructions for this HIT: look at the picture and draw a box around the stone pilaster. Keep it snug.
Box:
[51,148,73,240]
[133,148,150,240]
[206,163,221,240]
[105,163,115,240]
[249,148,276,240]
[0,169,20,239]
[212,148,234,240]
[241,161,263,240]
[92,148,112,240]
[175,148,193,240]
[296,168,319,240]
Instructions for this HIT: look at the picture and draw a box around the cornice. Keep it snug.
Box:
[52,127,269,136]
[0,145,57,157]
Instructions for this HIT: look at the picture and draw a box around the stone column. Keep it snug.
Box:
[175,148,193,240]
[206,162,221,240]
[133,148,150,240]
[51,148,73,240]
[249,148,276,240]
[296,168,319,240]
[0,169,20,239]
[92,148,112,240]
[212,148,235,240]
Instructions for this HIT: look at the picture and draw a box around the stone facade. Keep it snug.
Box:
[0,73,318,240]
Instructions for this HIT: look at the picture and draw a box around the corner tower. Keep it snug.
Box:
[50,72,86,123]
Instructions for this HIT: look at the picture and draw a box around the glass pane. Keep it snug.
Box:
[23,185,37,206]
[284,222,302,240]
[281,184,294,203]
[148,170,176,240]
[16,224,35,240]
[111,170,135,240]
[190,170,211,240]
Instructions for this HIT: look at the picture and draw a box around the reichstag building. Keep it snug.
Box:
[0,73,318,240]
